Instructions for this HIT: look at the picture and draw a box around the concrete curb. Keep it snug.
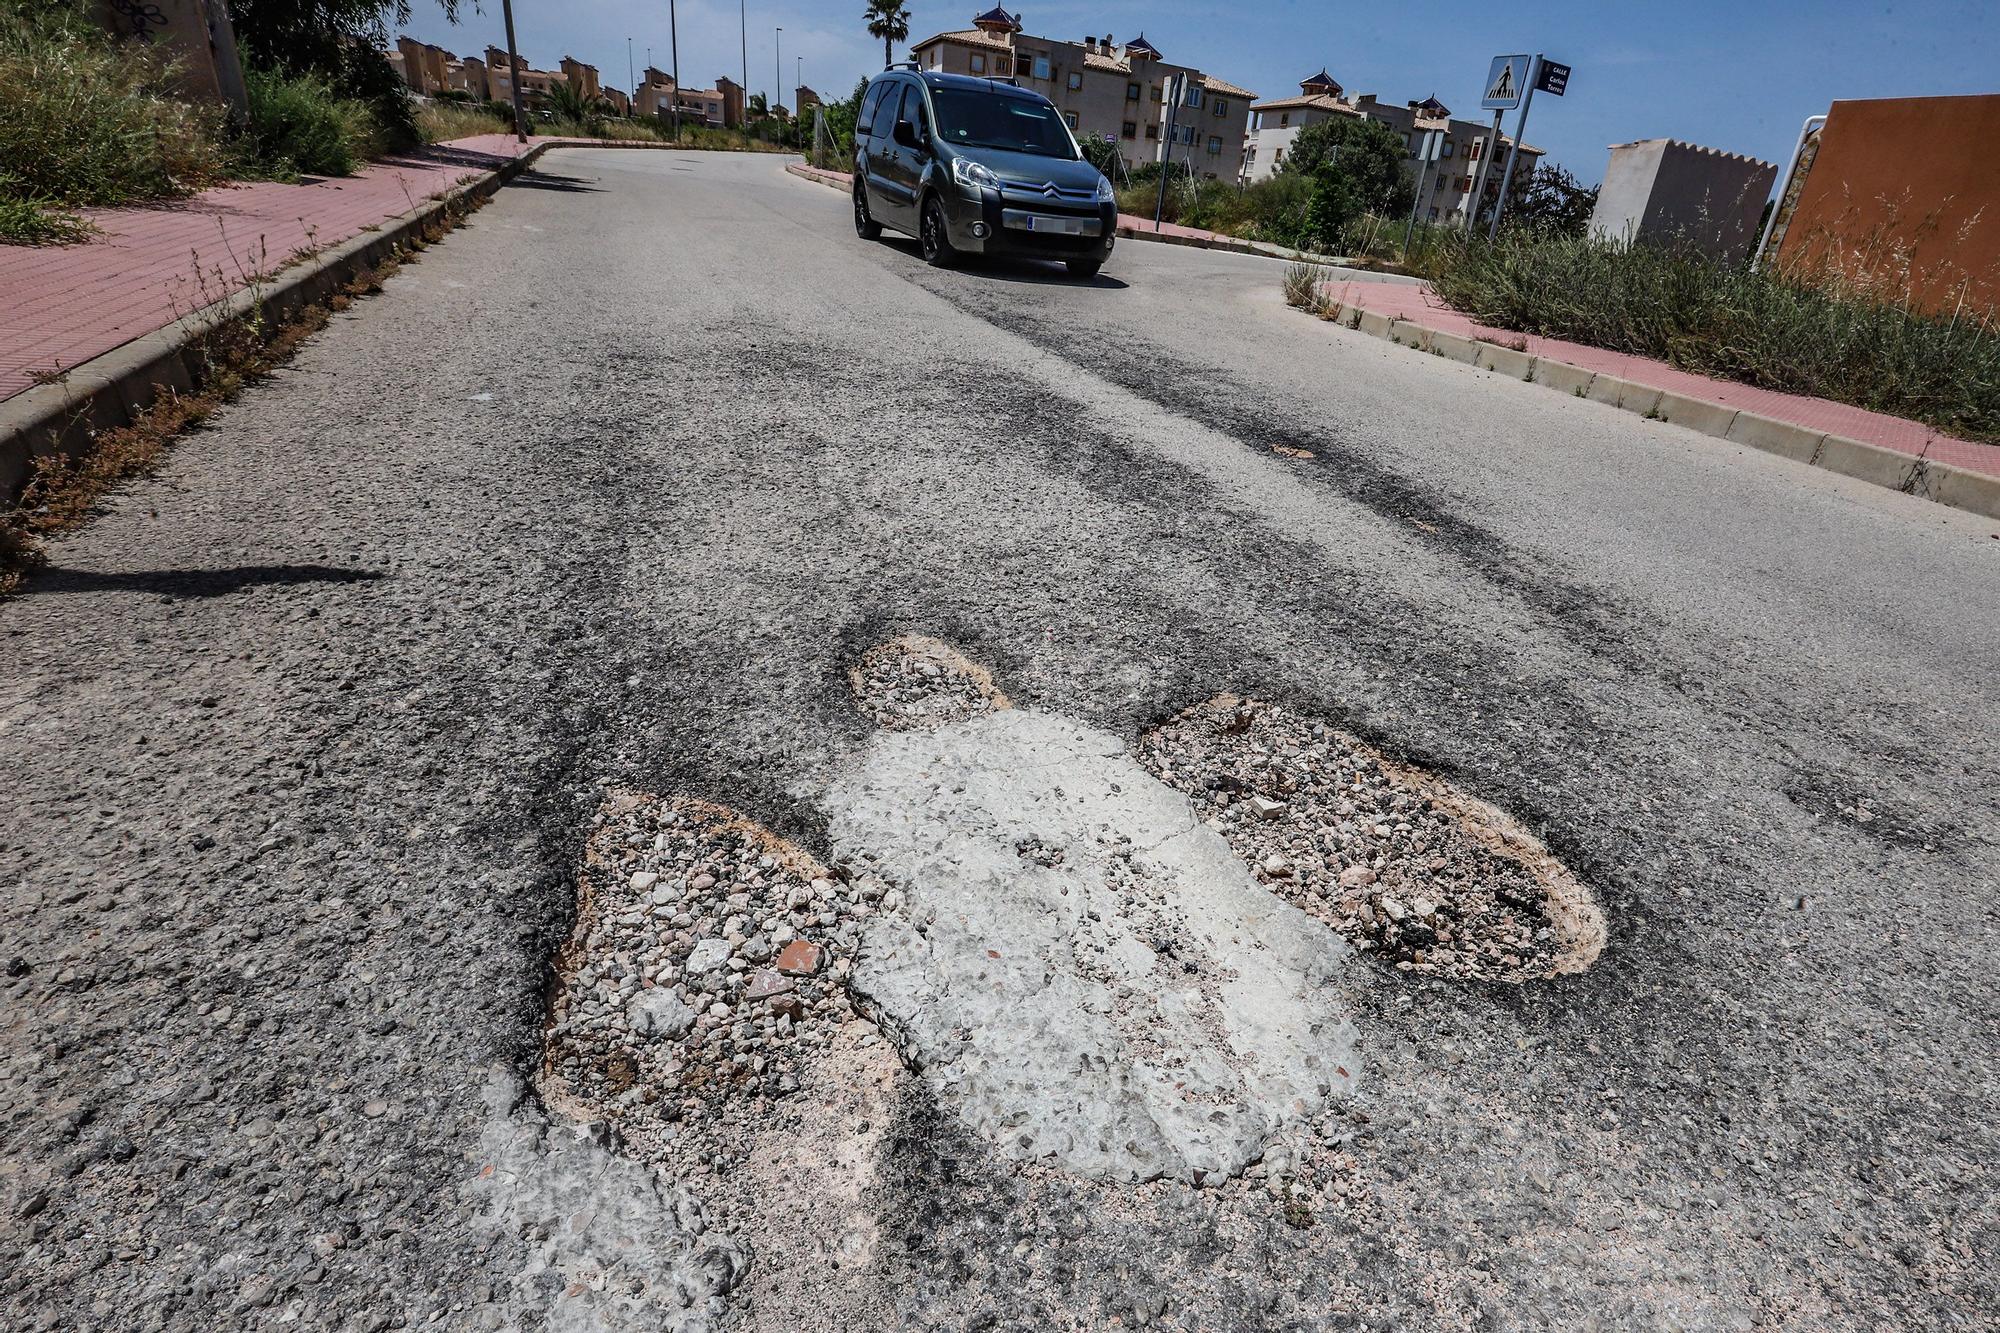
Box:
[1321,296,1999,522]
[1,140,691,508]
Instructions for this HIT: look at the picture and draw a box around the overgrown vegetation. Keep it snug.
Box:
[1418,229,2000,443]
[229,0,461,152]
[237,65,385,178]
[415,97,512,142]
[0,0,227,242]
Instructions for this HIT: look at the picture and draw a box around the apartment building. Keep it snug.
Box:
[636,69,743,128]
[1242,71,1542,226]
[910,8,1257,180]
[559,56,601,101]
[392,38,454,96]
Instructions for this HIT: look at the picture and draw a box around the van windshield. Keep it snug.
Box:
[928,89,1077,159]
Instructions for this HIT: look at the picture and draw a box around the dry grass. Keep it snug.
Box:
[1,192,485,595]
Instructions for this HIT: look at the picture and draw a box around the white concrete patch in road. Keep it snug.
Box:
[832,703,1357,1185]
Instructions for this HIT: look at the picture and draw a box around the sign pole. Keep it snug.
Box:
[1154,72,1184,232]
[1488,56,1540,239]
[1403,130,1441,255]
[1466,109,1503,232]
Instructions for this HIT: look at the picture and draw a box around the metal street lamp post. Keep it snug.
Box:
[669,0,682,142]
[499,0,527,143]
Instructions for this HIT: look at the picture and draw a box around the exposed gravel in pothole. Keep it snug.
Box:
[1138,695,1604,982]
[847,634,1009,730]
[540,793,884,1199]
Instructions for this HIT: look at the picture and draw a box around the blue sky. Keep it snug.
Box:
[396,1,1999,182]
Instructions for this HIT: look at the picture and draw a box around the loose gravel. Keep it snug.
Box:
[847,634,1009,730]
[540,795,875,1198]
[1138,695,1605,982]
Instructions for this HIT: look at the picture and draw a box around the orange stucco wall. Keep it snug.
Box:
[1775,94,2000,316]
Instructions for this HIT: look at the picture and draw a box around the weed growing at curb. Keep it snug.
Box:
[0,191,488,595]
[1282,261,1329,315]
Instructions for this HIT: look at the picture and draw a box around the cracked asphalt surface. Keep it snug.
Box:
[2,149,1996,1331]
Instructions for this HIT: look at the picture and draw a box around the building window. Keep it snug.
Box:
[1274,148,1284,163]
[1068,70,1082,90]
[1185,85,1203,108]
[1121,120,1137,139]
[1145,124,1158,139]
[995,56,1011,75]
[1150,84,1163,102]
[1279,112,1289,127]
[1065,111,1079,129]
[1034,56,1051,80]
[1206,135,1221,155]
[1441,139,1454,158]
[1213,99,1228,117]
[1126,82,1140,101]
[970,53,986,74]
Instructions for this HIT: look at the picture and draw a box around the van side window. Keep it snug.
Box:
[857,80,893,135]
[897,84,926,135]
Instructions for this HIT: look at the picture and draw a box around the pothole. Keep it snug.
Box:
[540,793,888,1185]
[847,633,1010,730]
[1138,695,1605,982]
[830,642,1358,1186]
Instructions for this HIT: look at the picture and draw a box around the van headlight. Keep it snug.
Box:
[1095,174,1115,203]
[952,158,999,196]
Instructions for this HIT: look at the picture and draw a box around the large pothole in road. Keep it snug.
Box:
[1138,696,1605,983]
[829,640,1358,1187]
[539,791,905,1267]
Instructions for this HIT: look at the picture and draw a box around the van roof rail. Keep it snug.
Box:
[885,61,920,71]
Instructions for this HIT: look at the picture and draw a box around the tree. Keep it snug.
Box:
[1279,116,1414,218]
[748,90,768,118]
[229,1,463,147]
[864,1,910,71]
[542,76,608,131]
[1507,163,1599,236]
[1304,171,1364,253]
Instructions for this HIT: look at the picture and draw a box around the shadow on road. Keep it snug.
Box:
[506,171,603,194]
[20,565,385,597]
[878,238,1129,288]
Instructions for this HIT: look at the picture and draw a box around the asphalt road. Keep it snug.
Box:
[2,149,1995,1333]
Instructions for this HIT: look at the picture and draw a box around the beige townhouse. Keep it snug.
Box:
[910,8,1257,181]
[1242,70,1542,226]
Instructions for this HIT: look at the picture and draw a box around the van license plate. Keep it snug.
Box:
[1003,210,1096,236]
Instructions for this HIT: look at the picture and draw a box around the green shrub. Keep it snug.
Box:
[0,3,227,209]
[239,66,382,178]
[1423,230,2000,443]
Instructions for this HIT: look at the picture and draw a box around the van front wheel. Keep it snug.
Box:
[920,196,957,268]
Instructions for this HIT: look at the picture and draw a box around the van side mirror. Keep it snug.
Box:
[893,119,924,151]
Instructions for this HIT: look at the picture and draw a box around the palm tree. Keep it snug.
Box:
[864,1,910,70]
[542,76,609,132]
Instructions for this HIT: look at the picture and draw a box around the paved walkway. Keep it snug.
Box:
[0,135,564,403]
[1323,279,2000,480]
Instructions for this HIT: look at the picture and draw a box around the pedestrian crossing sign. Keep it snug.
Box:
[1482,55,1529,110]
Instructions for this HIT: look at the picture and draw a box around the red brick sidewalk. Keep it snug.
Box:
[0,135,573,403]
[1324,279,2000,481]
